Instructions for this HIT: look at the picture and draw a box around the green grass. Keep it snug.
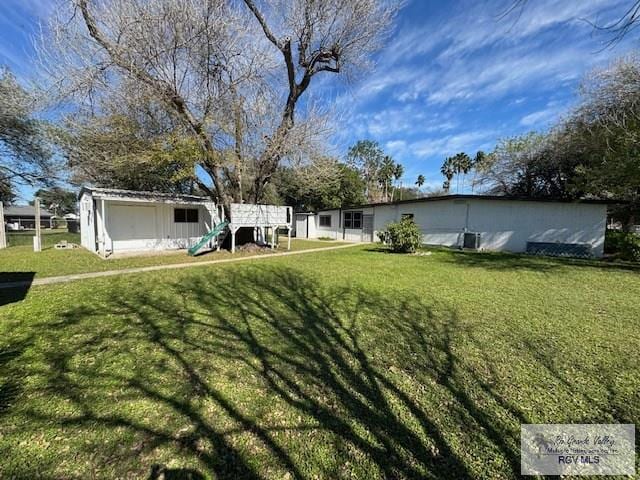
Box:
[0,246,639,478]
[6,229,80,247]
[0,238,347,280]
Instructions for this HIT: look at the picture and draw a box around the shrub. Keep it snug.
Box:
[604,230,640,261]
[382,218,422,253]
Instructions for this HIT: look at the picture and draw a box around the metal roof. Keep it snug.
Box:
[4,205,53,217]
[335,194,619,212]
[79,187,211,203]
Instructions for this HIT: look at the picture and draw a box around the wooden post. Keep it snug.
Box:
[271,226,276,249]
[0,201,6,249]
[100,198,107,257]
[33,198,42,252]
[231,226,236,253]
[287,226,291,251]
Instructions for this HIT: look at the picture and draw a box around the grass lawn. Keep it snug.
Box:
[0,237,347,280]
[0,246,639,478]
[6,229,80,247]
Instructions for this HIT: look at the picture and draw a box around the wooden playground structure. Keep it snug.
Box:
[188,203,293,256]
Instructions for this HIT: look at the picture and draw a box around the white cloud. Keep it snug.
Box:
[385,139,407,152]
[520,105,564,127]
[409,130,496,159]
[342,104,458,142]
[347,0,631,108]
[433,0,624,62]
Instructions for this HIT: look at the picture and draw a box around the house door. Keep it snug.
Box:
[362,214,374,242]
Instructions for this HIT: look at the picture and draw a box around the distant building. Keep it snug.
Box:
[4,205,53,230]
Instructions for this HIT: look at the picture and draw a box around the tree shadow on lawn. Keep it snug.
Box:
[0,272,35,306]
[446,251,640,273]
[367,245,640,274]
[3,266,633,478]
[0,336,34,418]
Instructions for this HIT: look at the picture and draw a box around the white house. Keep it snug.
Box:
[79,187,292,257]
[296,195,611,257]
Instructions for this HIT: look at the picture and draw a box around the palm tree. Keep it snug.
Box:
[391,163,404,201]
[378,155,396,202]
[415,174,425,189]
[457,153,473,193]
[451,153,459,192]
[440,157,455,193]
[471,151,487,193]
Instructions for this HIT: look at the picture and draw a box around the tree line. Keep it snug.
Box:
[439,151,488,194]
[261,139,426,212]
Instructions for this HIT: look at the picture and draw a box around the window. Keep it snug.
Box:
[174,208,199,223]
[319,215,332,227]
[401,213,414,221]
[344,211,362,229]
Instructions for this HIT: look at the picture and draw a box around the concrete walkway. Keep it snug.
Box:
[0,243,362,290]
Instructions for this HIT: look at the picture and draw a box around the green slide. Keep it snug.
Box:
[188,221,229,256]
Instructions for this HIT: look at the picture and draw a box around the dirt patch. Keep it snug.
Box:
[236,242,274,253]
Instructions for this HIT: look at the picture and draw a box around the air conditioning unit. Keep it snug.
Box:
[463,232,481,249]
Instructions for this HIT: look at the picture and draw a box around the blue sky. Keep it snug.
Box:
[330,0,636,190]
[0,0,637,201]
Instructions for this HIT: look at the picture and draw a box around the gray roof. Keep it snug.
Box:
[4,205,53,217]
[79,187,210,203]
[315,194,619,213]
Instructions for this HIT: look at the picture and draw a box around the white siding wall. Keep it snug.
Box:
[315,209,341,239]
[466,200,607,256]
[95,200,107,253]
[371,199,606,256]
[153,203,213,250]
[308,208,376,241]
[373,200,467,247]
[343,207,374,242]
[79,193,95,252]
[295,214,308,238]
[98,201,214,253]
[308,214,317,238]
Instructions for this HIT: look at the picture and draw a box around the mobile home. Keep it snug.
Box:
[296,195,610,257]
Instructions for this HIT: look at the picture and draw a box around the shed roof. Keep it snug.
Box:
[4,205,53,217]
[79,187,211,204]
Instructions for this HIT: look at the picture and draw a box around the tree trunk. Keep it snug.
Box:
[77,0,232,207]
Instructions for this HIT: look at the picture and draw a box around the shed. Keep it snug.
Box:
[79,187,293,257]
[79,187,218,256]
